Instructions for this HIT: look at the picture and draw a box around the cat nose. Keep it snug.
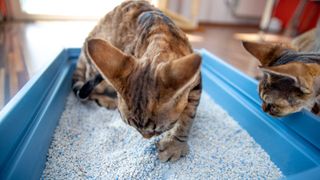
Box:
[262,103,271,112]
[262,103,280,116]
[141,132,155,139]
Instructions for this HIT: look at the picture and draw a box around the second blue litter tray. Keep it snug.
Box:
[0,49,319,179]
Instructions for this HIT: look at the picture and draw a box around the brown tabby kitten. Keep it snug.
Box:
[243,40,320,117]
[72,1,202,162]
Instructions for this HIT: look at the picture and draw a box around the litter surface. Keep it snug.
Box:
[42,92,283,179]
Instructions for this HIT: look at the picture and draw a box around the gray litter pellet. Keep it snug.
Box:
[42,92,284,179]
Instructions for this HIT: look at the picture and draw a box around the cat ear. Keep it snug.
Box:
[158,53,201,90]
[242,41,293,66]
[260,62,317,94]
[86,38,136,83]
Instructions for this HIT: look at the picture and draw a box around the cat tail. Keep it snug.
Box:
[72,50,103,100]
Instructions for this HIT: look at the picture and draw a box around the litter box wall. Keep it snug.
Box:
[0,49,80,180]
[0,48,319,179]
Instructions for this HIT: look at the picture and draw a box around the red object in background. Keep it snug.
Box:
[272,0,320,34]
[0,0,7,18]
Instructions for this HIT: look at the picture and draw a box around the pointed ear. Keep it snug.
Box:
[242,41,293,66]
[260,62,317,94]
[158,53,201,90]
[86,38,136,82]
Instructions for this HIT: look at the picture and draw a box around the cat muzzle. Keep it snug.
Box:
[262,102,271,112]
[141,131,162,139]
[142,132,155,139]
[262,102,283,117]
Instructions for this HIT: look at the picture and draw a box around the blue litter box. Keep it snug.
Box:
[0,49,319,179]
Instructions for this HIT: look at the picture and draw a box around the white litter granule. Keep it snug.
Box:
[42,92,284,179]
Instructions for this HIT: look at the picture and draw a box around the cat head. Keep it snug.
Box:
[86,38,201,138]
[243,41,320,117]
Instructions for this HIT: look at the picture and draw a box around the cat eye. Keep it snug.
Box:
[259,79,268,89]
[127,117,139,128]
[263,81,268,88]
[296,92,304,97]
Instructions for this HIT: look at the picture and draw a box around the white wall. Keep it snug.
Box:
[168,0,267,25]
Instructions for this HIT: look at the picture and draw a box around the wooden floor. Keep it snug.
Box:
[0,23,30,108]
[0,21,262,109]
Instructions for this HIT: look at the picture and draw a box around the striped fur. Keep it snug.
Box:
[243,28,320,116]
[72,0,202,162]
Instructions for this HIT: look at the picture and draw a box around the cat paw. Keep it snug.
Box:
[156,136,189,162]
[91,95,117,109]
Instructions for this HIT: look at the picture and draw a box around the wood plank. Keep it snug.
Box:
[0,68,5,108]
[12,35,25,72]
[8,52,19,98]
[4,66,10,105]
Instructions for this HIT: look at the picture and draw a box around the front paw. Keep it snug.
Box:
[94,98,117,109]
[156,136,189,162]
[90,95,117,109]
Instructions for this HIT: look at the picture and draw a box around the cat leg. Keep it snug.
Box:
[89,81,118,109]
[157,84,201,162]
[156,119,190,162]
[72,51,87,99]
[90,94,117,109]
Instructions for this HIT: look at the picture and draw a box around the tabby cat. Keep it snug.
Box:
[72,0,202,162]
[243,29,320,117]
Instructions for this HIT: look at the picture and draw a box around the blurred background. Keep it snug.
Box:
[0,0,319,109]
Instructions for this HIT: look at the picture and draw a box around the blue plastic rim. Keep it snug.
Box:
[0,48,319,179]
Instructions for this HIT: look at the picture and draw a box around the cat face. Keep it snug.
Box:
[115,63,192,138]
[86,38,201,138]
[243,41,320,117]
[117,89,188,138]
[258,72,313,116]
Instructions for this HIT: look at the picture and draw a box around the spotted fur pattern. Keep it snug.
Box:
[72,0,202,162]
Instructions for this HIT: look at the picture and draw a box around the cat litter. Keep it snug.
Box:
[42,92,284,179]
